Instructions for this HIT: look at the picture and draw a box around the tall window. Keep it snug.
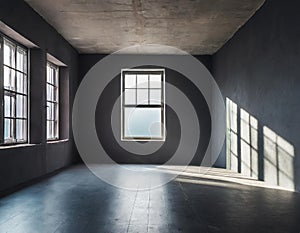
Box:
[46,62,59,140]
[1,37,28,144]
[121,69,165,141]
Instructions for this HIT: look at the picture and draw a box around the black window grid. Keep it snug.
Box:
[46,62,59,140]
[1,36,28,145]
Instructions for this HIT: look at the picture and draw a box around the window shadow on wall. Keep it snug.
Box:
[263,126,295,190]
[226,98,295,191]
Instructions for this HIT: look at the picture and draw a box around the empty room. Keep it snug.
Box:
[0,0,299,232]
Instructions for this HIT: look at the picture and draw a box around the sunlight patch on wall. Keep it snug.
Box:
[225,97,295,191]
[240,109,258,179]
[226,98,238,172]
[263,126,295,190]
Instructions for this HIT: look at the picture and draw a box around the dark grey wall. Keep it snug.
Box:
[3,0,298,193]
[0,0,79,194]
[79,54,213,165]
[213,0,300,191]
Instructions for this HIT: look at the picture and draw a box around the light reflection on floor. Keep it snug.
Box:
[0,164,299,233]
[156,166,295,192]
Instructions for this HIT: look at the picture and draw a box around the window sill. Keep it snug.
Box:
[47,139,69,144]
[0,143,37,150]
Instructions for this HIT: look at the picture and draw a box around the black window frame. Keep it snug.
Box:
[0,34,29,145]
[46,61,59,141]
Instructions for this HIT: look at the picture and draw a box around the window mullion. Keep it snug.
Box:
[135,74,137,105]
[14,45,17,141]
[56,67,59,139]
[10,96,13,139]
[0,37,4,144]
[148,74,150,105]
[14,95,17,140]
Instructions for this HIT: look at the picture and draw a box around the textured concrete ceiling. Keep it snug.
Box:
[24,0,265,54]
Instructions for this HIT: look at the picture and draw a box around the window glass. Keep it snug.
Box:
[124,108,162,138]
[124,74,136,88]
[46,62,59,140]
[121,69,165,141]
[2,38,28,144]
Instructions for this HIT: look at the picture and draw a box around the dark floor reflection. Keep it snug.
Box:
[0,165,300,233]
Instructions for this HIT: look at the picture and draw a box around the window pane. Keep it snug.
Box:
[11,95,15,117]
[51,104,55,120]
[124,107,162,138]
[150,89,161,105]
[52,121,56,138]
[47,120,57,139]
[4,93,15,117]
[46,84,50,100]
[4,67,15,91]
[54,86,58,102]
[4,94,11,117]
[47,102,55,120]
[16,119,26,141]
[16,95,27,118]
[137,74,148,88]
[4,119,11,140]
[124,74,136,88]
[16,72,27,94]
[4,40,15,67]
[50,85,54,101]
[17,47,27,73]
[46,103,50,120]
[47,84,55,101]
[4,118,15,142]
[49,67,54,84]
[137,89,148,105]
[124,89,136,105]
[4,67,10,89]
[51,85,55,101]
[47,65,51,83]
[149,74,162,88]
[47,121,52,139]
[51,68,55,84]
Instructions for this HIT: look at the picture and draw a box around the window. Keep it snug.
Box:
[46,62,59,140]
[121,69,165,141]
[1,37,28,144]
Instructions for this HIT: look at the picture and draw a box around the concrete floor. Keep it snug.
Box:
[0,165,300,233]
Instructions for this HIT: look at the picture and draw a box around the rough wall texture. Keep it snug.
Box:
[0,0,79,194]
[213,0,300,191]
[24,0,265,54]
[78,54,213,165]
[2,0,299,193]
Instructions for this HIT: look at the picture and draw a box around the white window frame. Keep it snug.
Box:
[0,35,29,145]
[121,69,165,141]
[46,62,59,141]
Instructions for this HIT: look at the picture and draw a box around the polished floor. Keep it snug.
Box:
[0,165,300,233]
